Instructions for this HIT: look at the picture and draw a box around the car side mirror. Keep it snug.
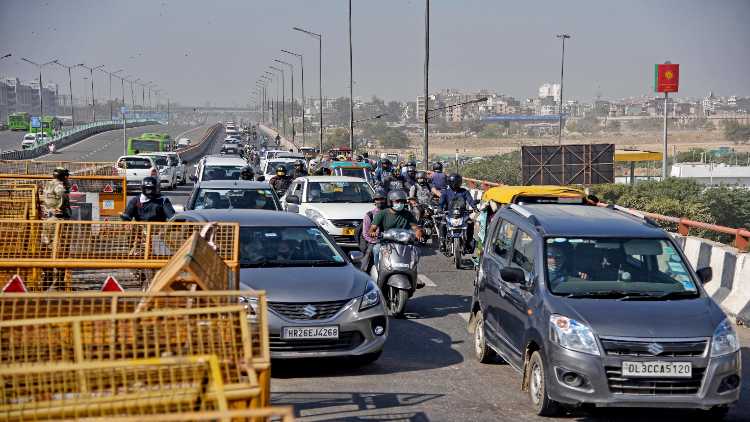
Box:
[189,175,197,182]
[696,267,713,284]
[349,251,364,263]
[286,195,300,204]
[500,267,525,284]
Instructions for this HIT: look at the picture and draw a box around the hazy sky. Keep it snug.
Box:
[1,0,749,107]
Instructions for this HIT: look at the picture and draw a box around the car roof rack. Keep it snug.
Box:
[606,203,658,226]
[509,203,539,226]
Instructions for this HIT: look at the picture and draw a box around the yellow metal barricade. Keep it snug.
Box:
[0,159,118,176]
[0,355,228,421]
[0,187,39,219]
[0,306,261,409]
[0,220,240,291]
[0,174,127,217]
[71,407,296,422]
[0,290,272,408]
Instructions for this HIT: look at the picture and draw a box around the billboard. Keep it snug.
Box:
[654,63,679,93]
[522,144,614,185]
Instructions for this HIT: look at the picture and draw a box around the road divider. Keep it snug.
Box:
[177,123,223,163]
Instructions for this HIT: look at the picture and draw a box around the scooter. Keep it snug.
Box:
[369,228,421,318]
[442,207,471,269]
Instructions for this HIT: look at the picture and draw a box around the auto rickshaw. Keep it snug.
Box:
[328,161,374,184]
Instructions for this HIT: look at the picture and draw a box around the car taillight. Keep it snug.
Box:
[150,168,157,177]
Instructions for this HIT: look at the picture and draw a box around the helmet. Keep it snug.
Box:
[141,176,160,199]
[275,165,287,176]
[52,167,69,181]
[447,173,462,190]
[415,171,427,184]
[380,159,392,169]
[373,188,387,200]
[405,160,416,168]
[309,159,318,171]
[294,159,305,169]
[432,162,443,172]
[387,189,407,203]
[406,167,417,177]
[240,166,254,180]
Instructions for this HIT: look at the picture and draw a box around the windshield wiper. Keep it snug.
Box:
[564,290,653,300]
[653,290,700,300]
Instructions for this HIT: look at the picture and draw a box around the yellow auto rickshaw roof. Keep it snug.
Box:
[482,185,585,204]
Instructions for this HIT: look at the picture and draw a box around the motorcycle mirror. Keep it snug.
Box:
[349,251,364,263]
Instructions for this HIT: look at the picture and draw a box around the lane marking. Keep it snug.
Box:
[418,274,436,287]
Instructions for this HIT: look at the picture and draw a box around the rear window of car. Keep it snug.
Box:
[202,165,243,180]
[193,188,278,210]
[122,158,152,169]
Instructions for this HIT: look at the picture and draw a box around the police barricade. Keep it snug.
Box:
[0,355,228,421]
[0,174,127,219]
[0,306,262,410]
[0,186,39,219]
[0,159,118,176]
[84,407,296,422]
[0,220,240,291]
[0,290,272,408]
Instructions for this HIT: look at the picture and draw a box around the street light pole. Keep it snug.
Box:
[270,66,285,137]
[348,0,355,153]
[275,59,295,143]
[282,49,305,146]
[53,61,76,127]
[77,63,104,122]
[422,0,430,170]
[264,71,276,126]
[21,57,57,122]
[293,26,323,153]
[556,33,571,145]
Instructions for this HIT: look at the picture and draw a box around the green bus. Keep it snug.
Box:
[127,135,171,155]
[7,112,30,131]
[29,116,62,137]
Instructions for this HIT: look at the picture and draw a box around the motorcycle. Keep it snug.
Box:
[369,228,421,318]
[442,207,471,269]
[411,203,435,245]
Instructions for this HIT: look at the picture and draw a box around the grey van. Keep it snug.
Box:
[470,203,741,417]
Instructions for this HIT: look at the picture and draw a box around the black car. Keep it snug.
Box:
[470,203,740,417]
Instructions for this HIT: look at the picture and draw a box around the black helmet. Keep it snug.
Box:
[407,167,417,176]
[373,188,387,200]
[387,189,407,203]
[294,159,305,169]
[432,162,443,172]
[275,165,287,176]
[415,171,427,184]
[240,166,254,180]
[447,173,462,190]
[52,167,69,181]
[405,160,417,168]
[380,159,392,168]
[141,176,160,199]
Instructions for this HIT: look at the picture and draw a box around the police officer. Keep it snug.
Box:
[42,167,72,220]
[121,176,175,222]
[291,159,308,178]
[268,165,292,195]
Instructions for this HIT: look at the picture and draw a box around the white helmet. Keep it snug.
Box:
[309,159,318,171]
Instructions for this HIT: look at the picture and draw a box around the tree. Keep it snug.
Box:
[722,119,750,144]
[331,97,349,126]
[447,151,522,185]
[380,127,409,148]
[384,101,403,122]
[325,127,349,150]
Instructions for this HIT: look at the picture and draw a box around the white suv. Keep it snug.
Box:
[138,152,178,190]
[192,155,248,183]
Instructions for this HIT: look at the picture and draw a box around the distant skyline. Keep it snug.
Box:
[1,0,748,107]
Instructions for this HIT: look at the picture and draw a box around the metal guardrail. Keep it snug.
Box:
[0,119,159,161]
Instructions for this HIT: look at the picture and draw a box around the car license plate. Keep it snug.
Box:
[342,227,356,236]
[282,326,339,340]
[621,361,692,378]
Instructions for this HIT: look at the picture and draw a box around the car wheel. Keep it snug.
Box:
[351,350,382,366]
[528,351,561,416]
[474,311,496,363]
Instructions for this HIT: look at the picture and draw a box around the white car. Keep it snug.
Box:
[260,149,288,171]
[281,176,375,247]
[192,155,248,183]
[21,133,39,149]
[116,155,159,190]
[138,153,178,190]
[262,158,298,180]
[176,137,191,147]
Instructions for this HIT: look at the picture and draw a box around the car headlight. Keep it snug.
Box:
[711,318,740,357]
[359,280,381,311]
[305,209,329,227]
[549,314,600,356]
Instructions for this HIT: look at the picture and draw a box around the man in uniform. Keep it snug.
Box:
[43,167,72,220]
[268,165,292,196]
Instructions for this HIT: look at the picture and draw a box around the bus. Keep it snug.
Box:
[141,132,174,150]
[7,112,30,131]
[29,116,62,137]
[127,135,171,155]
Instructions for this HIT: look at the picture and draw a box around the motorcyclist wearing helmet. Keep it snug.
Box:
[430,162,447,194]
[404,165,418,189]
[359,188,388,271]
[374,158,393,184]
[291,160,308,178]
[121,176,175,221]
[438,173,477,253]
[42,167,72,220]
[409,170,434,219]
[269,165,292,195]
[308,159,319,174]
[239,166,255,181]
[369,189,424,266]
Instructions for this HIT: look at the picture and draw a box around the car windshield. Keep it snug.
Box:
[202,165,243,180]
[240,226,346,267]
[306,181,374,203]
[338,168,366,178]
[545,237,700,299]
[193,188,278,210]
[121,158,152,169]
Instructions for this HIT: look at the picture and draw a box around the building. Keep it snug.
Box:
[0,77,58,121]
[671,163,750,188]
[702,92,718,116]
[538,83,561,102]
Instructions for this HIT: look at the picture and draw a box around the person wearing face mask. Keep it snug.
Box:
[369,190,424,267]
[358,188,388,271]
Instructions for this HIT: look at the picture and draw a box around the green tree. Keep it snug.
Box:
[325,127,350,149]
[447,151,522,185]
[380,127,409,148]
[384,101,403,122]
[722,119,750,144]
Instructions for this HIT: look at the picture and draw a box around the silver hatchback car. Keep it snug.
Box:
[171,209,388,363]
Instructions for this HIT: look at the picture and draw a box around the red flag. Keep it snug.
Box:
[101,275,124,292]
[3,275,27,293]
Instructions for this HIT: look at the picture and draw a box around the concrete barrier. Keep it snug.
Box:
[176,123,223,163]
[671,235,750,325]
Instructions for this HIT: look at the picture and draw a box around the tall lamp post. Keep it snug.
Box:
[556,33,571,145]
[293,26,323,153]
[270,66,286,137]
[261,76,272,124]
[99,68,123,120]
[422,0,430,170]
[264,71,276,126]
[281,49,305,146]
[274,59,295,143]
[20,57,57,121]
[53,60,77,127]
[347,0,355,153]
[76,63,104,122]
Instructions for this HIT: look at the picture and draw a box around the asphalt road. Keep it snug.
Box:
[0,128,34,151]
[36,124,207,162]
